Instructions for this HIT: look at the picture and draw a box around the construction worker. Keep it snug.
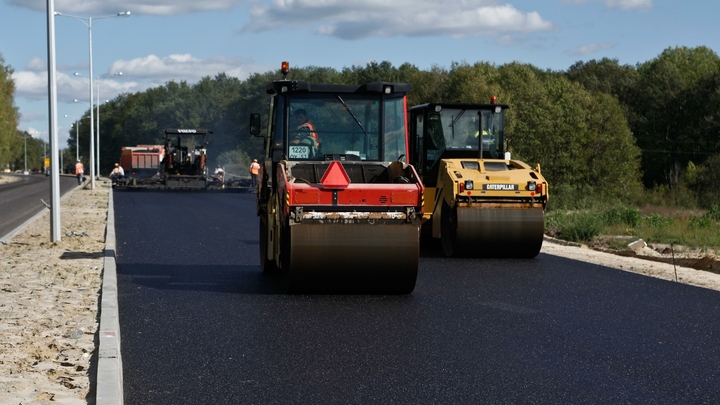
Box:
[291,109,320,150]
[471,129,496,154]
[110,163,125,184]
[249,159,261,187]
[214,165,224,182]
[75,159,85,185]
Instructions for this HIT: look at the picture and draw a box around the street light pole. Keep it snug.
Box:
[54,10,130,189]
[23,133,28,175]
[46,0,61,242]
[96,75,99,179]
[96,72,121,178]
[70,115,80,162]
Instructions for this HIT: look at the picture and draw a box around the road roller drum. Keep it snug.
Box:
[442,205,544,258]
[282,222,419,293]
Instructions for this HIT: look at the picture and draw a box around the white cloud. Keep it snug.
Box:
[7,0,245,16]
[565,43,614,56]
[241,0,555,40]
[25,57,46,72]
[9,0,556,39]
[563,0,653,9]
[605,0,652,10]
[12,53,272,105]
[12,70,136,103]
[108,54,271,82]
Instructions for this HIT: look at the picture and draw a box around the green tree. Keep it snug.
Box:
[445,61,503,104]
[498,63,642,205]
[566,57,639,103]
[695,155,720,208]
[0,53,20,169]
[631,46,720,187]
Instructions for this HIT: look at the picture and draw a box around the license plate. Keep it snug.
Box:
[289,145,310,159]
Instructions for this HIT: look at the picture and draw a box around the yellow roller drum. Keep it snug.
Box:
[441,204,544,258]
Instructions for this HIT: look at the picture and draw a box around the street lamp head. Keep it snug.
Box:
[54,11,62,16]
[74,99,79,103]
[118,11,131,16]
[74,72,81,76]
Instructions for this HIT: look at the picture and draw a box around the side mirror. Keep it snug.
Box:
[249,113,262,137]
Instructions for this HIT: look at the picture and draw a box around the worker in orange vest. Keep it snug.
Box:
[75,160,85,185]
[249,159,261,187]
[291,109,320,153]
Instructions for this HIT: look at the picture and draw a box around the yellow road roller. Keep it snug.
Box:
[408,99,548,258]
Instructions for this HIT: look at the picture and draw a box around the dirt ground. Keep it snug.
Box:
[0,174,719,404]
[0,176,109,404]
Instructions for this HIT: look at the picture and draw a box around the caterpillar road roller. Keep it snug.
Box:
[408,100,548,258]
[250,62,423,293]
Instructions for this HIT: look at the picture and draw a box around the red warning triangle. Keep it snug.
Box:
[320,161,351,189]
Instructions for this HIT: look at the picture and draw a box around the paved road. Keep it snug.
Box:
[115,191,720,404]
[0,174,78,238]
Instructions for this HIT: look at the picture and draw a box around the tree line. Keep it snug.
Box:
[1,46,718,208]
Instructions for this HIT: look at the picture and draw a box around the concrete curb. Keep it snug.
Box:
[543,234,588,249]
[96,187,123,404]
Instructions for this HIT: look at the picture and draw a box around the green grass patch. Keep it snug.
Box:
[546,207,720,250]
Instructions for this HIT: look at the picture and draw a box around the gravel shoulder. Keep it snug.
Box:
[0,180,109,404]
[542,236,720,291]
[0,181,718,404]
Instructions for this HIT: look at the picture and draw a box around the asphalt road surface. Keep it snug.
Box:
[115,191,720,404]
[0,174,78,238]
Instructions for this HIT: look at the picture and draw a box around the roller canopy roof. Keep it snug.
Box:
[266,81,412,95]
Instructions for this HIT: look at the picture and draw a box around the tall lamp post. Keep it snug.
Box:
[74,120,79,161]
[46,0,61,242]
[69,110,80,162]
[54,10,130,189]
[96,72,121,178]
[23,133,29,175]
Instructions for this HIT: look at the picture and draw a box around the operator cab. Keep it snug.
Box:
[408,101,509,187]
[251,82,410,164]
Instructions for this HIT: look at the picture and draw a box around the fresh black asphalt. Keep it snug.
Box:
[115,191,720,404]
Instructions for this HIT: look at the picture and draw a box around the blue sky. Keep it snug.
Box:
[1,0,718,147]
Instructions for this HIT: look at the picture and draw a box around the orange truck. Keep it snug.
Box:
[119,145,165,179]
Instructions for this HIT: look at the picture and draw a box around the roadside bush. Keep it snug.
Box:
[705,204,720,221]
[689,215,712,230]
[695,156,720,209]
[550,211,604,243]
[643,184,698,208]
[547,184,596,211]
[544,210,566,236]
[601,207,641,227]
[644,213,674,228]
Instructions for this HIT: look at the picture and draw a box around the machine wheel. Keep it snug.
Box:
[259,213,279,275]
[279,223,295,293]
[441,200,460,257]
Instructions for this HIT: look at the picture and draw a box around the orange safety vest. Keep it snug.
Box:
[75,162,84,174]
[297,121,320,148]
[250,162,260,175]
